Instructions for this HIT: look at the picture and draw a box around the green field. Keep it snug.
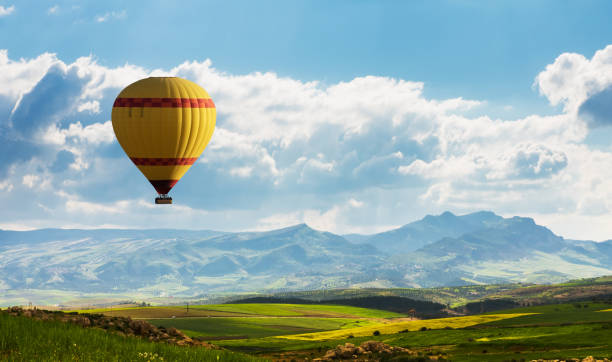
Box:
[188,303,404,318]
[0,312,260,362]
[147,317,376,339]
[211,302,612,361]
[75,303,403,319]
[9,292,612,361]
[482,302,612,326]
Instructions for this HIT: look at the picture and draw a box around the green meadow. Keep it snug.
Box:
[147,317,375,339]
[209,303,612,361]
[5,299,612,361]
[0,312,260,362]
[75,303,403,319]
[187,303,404,318]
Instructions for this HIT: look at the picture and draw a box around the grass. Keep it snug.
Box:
[74,303,403,319]
[277,313,534,341]
[214,302,612,361]
[380,322,612,361]
[147,317,376,339]
[72,306,251,319]
[15,297,612,361]
[189,304,404,318]
[481,303,612,327]
[0,312,261,362]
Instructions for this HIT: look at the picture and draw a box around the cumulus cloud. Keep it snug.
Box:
[10,64,86,137]
[0,179,12,192]
[47,5,59,15]
[579,85,612,128]
[535,45,612,128]
[0,5,14,17]
[95,10,126,23]
[54,121,115,146]
[1,46,612,239]
[0,50,58,100]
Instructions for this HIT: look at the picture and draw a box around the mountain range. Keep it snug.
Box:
[1,211,611,304]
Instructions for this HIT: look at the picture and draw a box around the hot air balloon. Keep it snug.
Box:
[111,77,216,204]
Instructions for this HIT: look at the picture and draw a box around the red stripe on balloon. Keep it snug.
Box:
[113,98,215,108]
[130,157,198,166]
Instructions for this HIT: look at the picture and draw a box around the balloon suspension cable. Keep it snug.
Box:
[155,194,172,205]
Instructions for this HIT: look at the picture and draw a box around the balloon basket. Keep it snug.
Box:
[155,195,172,204]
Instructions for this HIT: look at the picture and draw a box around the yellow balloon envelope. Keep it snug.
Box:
[111,77,216,204]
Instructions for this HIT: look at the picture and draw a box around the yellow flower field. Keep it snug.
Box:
[279,313,536,341]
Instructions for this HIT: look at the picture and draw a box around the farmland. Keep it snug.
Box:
[76,303,404,319]
[64,299,612,361]
[4,280,612,361]
[147,317,375,339]
[213,303,612,361]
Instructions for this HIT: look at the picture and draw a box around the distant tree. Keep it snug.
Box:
[409,308,416,319]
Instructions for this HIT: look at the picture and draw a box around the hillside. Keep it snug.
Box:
[1,211,611,305]
[459,275,612,313]
[228,296,447,318]
[222,276,612,310]
[0,308,257,361]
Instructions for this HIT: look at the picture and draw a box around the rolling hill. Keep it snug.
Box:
[1,211,611,305]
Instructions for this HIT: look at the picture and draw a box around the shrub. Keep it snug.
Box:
[373,330,381,336]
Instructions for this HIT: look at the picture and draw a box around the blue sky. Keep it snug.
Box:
[1,0,612,239]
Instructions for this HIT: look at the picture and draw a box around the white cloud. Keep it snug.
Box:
[2,46,612,240]
[255,198,371,234]
[64,121,114,145]
[47,5,59,15]
[77,100,100,113]
[22,174,40,188]
[348,198,364,208]
[0,179,13,192]
[0,5,14,17]
[229,167,253,178]
[21,173,50,190]
[256,206,342,233]
[535,45,612,114]
[41,121,114,149]
[66,199,128,214]
[0,50,59,100]
[95,10,126,23]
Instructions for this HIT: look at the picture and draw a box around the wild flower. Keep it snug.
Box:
[137,351,163,361]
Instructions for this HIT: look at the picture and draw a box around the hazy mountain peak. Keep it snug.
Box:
[509,216,536,224]
[273,223,314,234]
[423,211,457,223]
[462,210,499,219]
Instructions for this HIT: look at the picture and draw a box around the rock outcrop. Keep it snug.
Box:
[314,340,418,360]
